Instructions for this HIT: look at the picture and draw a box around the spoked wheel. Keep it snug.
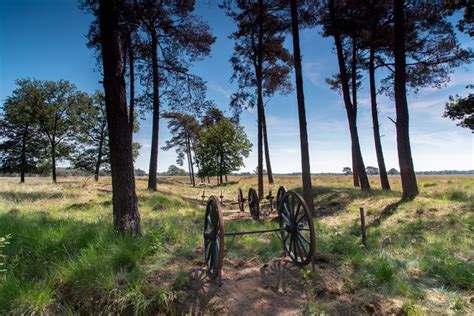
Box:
[203,196,224,279]
[238,188,245,212]
[277,191,315,265]
[276,186,287,209]
[248,188,260,219]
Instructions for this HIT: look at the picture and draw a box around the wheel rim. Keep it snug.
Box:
[248,188,260,219]
[238,188,244,212]
[203,196,225,279]
[277,191,315,265]
[276,186,287,208]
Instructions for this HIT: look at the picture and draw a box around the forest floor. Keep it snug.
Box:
[0,175,472,315]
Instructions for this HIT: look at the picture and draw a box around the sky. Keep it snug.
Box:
[1,0,473,174]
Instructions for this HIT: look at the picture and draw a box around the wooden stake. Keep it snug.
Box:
[360,207,367,247]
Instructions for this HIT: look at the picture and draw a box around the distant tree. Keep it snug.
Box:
[134,0,215,191]
[195,118,252,185]
[444,85,473,132]
[98,0,140,235]
[387,168,399,175]
[0,79,48,182]
[31,80,91,183]
[71,91,108,181]
[166,165,187,176]
[135,168,147,177]
[223,0,293,196]
[342,167,352,176]
[366,166,379,176]
[162,112,201,186]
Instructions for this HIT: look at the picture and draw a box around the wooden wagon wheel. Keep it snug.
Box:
[203,196,225,279]
[238,188,245,212]
[248,188,260,219]
[276,186,287,209]
[277,191,315,265]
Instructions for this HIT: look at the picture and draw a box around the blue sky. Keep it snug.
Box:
[1,0,472,173]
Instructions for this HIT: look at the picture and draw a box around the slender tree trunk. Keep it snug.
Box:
[148,30,160,191]
[225,174,228,182]
[351,37,361,188]
[394,0,418,200]
[352,153,359,186]
[94,128,104,182]
[290,0,314,211]
[51,142,57,183]
[261,105,274,184]
[255,0,264,199]
[329,0,370,191]
[20,127,27,183]
[369,47,390,190]
[128,37,135,141]
[99,0,140,235]
[185,132,195,186]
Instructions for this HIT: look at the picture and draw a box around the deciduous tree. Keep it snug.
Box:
[0,79,48,182]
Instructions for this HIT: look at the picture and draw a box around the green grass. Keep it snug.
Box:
[0,175,472,314]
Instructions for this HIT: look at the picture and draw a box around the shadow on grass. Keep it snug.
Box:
[0,191,73,202]
[369,199,404,227]
[291,185,400,217]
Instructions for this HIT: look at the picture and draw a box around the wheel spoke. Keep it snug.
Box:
[295,202,302,222]
[297,231,311,246]
[295,234,308,258]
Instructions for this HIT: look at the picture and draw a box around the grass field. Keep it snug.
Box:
[0,175,472,314]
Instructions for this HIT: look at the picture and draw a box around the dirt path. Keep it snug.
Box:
[182,258,308,315]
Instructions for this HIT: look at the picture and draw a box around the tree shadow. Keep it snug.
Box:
[0,191,73,202]
[368,199,404,228]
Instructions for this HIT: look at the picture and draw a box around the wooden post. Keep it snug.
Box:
[359,207,367,247]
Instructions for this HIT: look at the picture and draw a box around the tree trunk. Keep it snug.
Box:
[99,0,140,235]
[128,35,135,141]
[290,0,315,211]
[329,0,370,191]
[351,36,361,188]
[394,0,418,200]
[148,30,160,191]
[369,47,390,190]
[51,142,57,183]
[352,153,359,187]
[20,126,27,183]
[256,0,264,199]
[94,127,104,182]
[261,105,274,184]
[225,174,228,182]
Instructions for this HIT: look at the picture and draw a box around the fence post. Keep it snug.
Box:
[359,207,367,247]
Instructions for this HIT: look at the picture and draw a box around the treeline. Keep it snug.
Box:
[0,80,140,183]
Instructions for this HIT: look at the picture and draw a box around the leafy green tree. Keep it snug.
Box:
[195,118,252,184]
[366,166,379,176]
[32,80,91,183]
[0,79,49,182]
[444,85,473,132]
[387,168,399,175]
[71,91,108,181]
[342,167,352,176]
[166,165,187,176]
